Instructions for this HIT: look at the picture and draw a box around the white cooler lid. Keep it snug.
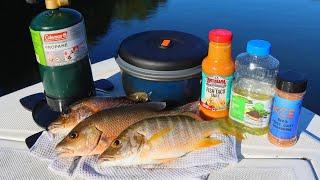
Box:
[209,158,317,180]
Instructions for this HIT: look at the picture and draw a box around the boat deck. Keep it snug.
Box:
[0,58,319,179]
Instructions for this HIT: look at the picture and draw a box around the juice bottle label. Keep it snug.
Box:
[30,21,88,67]
[200,73,233,111]
[229,91,272,128]
[269,95,302,139]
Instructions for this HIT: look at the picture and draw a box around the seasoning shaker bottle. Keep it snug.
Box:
[268,70,308,147]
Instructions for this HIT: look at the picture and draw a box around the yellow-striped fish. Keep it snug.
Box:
[98,115,242,166]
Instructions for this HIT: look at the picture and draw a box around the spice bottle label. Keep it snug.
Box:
[30,21,88,67]
[269,95,302,139]
[200,73,233,111]
[229,91,273,128]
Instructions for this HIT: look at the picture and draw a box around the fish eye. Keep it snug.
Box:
[112,139,121,148]
[68,131,78,139]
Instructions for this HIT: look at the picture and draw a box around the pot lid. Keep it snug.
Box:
[118,30,207,71]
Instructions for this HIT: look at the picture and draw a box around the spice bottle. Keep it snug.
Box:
[199,29,234,120]
[268,70,307,147]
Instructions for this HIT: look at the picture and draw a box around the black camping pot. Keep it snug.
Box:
[116,30,207,107]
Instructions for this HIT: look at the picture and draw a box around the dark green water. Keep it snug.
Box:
[1,0,319,114]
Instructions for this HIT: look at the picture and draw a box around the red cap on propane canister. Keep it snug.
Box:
[209,29,232,43]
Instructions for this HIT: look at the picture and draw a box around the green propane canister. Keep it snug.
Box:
[30,0,95,112]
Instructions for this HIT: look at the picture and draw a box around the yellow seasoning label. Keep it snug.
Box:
[30,21,88,66]
[200,73,233,111]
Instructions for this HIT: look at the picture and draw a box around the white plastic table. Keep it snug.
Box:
[0,58,319,180]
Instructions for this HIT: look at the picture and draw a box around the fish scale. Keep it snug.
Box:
[162,116,175,153]
[184,116,204,149]
[176,116,188,147]
[94,106,159,137]
[145,116,211,156]
[185,116,195,143]
[166,116,176,151]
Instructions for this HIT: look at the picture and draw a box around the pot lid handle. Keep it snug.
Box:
[160,39,171,49]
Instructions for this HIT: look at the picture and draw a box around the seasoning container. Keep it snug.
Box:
[199,29,234,120]
[229,40,279,135]
[116,30,207,107]
[268,70,307,147]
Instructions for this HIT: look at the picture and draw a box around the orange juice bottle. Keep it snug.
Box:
[199,29,234,120]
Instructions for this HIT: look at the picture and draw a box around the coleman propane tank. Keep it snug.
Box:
[30,0,95,112]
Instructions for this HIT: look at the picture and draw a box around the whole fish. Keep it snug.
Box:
[55,102,169,157]
[55,100,200,157]
[48,92,150,134]
[98,115,243,166]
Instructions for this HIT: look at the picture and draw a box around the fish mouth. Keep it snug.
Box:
[55,147,74,157]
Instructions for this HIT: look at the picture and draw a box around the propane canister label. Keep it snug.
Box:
[30,21,88,66]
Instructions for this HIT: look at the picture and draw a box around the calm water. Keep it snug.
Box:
[1,0,320,114]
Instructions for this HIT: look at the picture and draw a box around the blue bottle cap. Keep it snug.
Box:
[246,40,271,56]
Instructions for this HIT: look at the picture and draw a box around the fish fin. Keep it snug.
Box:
[193,138,221,150]
[217,119,245,141]
[140,152,179,164]
[180,112,203,121]
[175,101,199,113]
[202,129,215,137]
[145,102,166,111]
[139,148,150,160]
[154,157,178,164]
[148,127,173,144]
[127,92,149,102]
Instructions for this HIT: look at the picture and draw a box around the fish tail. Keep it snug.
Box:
[174,100,199,113]
[212,118,245,141]
[145,102,167,111]
[127,92,151,102]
